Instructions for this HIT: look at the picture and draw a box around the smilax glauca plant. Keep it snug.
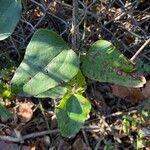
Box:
[0,0,148,138]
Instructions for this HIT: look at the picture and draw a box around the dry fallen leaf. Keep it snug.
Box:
[142,81,150,98]
[17,102,34,123]
[111,85,145,102]
[32,7,43,19]
[72,137,91,150]
[111,80,150,102]
[146,147,150,150]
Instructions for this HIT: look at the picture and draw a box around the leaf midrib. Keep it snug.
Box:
[24,49,71,95]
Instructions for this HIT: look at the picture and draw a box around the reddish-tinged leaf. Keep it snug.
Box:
[111,85,145,102]
[111,80,150,102]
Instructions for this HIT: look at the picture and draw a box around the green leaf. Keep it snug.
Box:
[0,104,12,120]
[0,82,13,99]
[0,0,22,40]
[141,110,149,118]
[82,40,146,88]
[2,90,12,98]
[122,118,130,135]
[134,139,148,149]
[35,85,67,99]
[56,94,91,137]
[66,70,87,94]
[37,71,86,99]
[11,29,80,98]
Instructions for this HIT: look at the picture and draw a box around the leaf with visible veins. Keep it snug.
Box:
[11,29,80,98]
[82,40,146,88]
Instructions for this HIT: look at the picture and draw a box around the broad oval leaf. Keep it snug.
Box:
[0,0,22,40]
[82,40,146,88]
[56,94,91,137]
[11,29,80,98]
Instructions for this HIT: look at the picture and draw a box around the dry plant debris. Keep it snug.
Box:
[0,0,150,149]
[17,101,34,123]
[111,80,150,102]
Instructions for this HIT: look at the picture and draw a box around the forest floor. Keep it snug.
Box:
[0,0,150,149]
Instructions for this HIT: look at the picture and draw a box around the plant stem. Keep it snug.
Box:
[130,38,150,62]
[39,99,50,130]
[71,0,79,51]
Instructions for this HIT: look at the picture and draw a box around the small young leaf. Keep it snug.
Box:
[2,90,12,98]
[122,117,130,135]
[0,0,22,40]
[82,40,146,88]
[56,94,91,137]
[0,82,13,100]
[66,70,87,94]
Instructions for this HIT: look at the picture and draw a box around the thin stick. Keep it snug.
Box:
[81,129,90,146]
[71,0,79,50]
[39,99,50,130]
[94,139,103,150]
[0,129,59,143]
[23,129,59,140]
[0,125,101,143]
[10,36,21,60]
[130,38,150,62]
[58,1,99,19]
[0,136,20,143]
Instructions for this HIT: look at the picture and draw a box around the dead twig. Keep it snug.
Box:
[81,129,90,146]
[9,36,21,60]
[23,129,59,140]
[0,129,59,143]
[0,126,101,143]
[94,139,103,150]
[39,99,50,130]
[130,38,150,62]
[71,0,79,50]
